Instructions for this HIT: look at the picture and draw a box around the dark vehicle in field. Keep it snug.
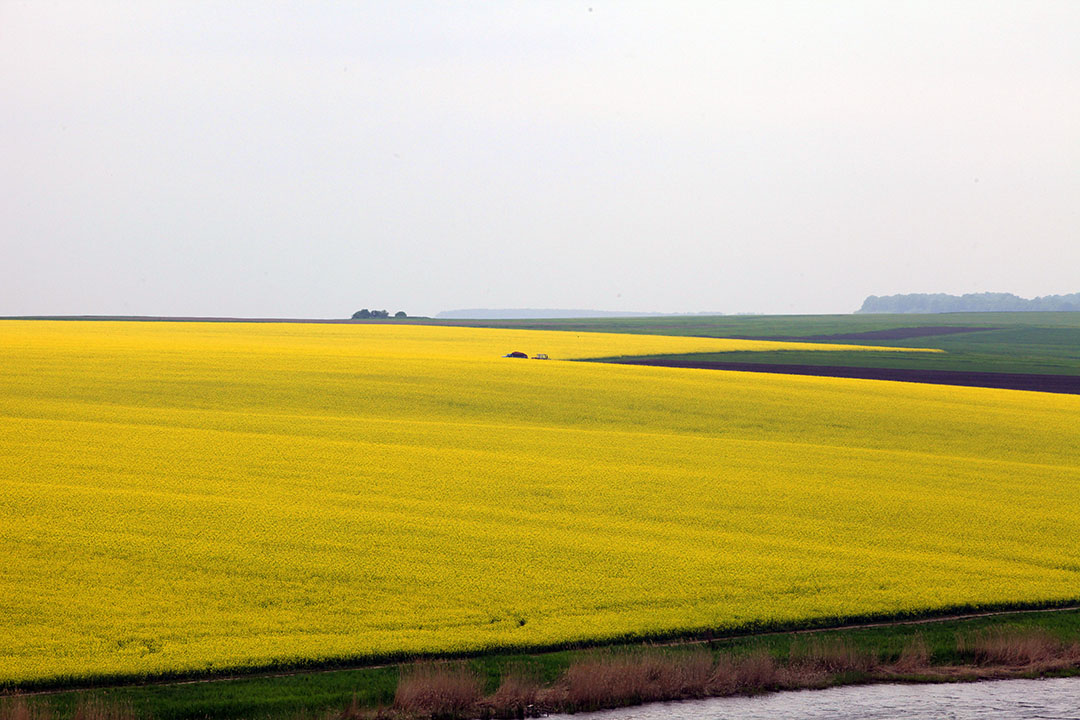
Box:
[503,351,528,358]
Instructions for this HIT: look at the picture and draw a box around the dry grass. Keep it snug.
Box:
[730,651,782,691]
[549,648,799,712]
[478,671,543,719]
[333,694,376,720]
[0,697,45,720]
[790,637,878,674]
[70,700,136,720]
[331,698,395,720]
[550,649,713,711]
[0,698,134,720]
[394,663,483,719]
[893,633,931,672]
[969,627,1066,666]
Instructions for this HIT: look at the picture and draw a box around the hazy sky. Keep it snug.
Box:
[3,2,1078,317]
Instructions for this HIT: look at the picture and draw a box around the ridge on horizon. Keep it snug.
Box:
[859,291,1080,314]
[436,308,727,319]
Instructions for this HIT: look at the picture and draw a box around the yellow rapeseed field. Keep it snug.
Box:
[2,321,1079,686]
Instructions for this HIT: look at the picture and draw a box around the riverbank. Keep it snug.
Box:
[545,676,1080,720]
[5,608,1080,720]
[364,623,1080,719]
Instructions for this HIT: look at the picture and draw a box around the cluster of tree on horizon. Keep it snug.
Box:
[351,309,407,319]
[858,292,1080,314]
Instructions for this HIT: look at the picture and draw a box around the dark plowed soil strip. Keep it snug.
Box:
[610,359,1080,395]
[729,325,994,342]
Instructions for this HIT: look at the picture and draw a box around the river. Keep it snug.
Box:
[546,676,1080,720]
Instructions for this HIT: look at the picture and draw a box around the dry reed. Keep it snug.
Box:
[0,697,44,720]
[0,698,135,720]
[394,663,483,719]
[893,633,931,672]
[70,699,136,720]
[970,627,1063,666]
[479,671,543,719]
[731,650,781,691]
[790,637,878,674]
[554,649,713,711]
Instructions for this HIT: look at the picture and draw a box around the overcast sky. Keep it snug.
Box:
[3,2,1078,317]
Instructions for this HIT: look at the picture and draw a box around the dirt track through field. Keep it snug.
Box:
[606,359,1080,395]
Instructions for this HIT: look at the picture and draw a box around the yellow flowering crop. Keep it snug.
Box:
[1,321,1077,686]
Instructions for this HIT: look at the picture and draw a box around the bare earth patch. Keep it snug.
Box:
[609,358,1080,395]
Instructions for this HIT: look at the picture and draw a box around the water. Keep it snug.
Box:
[546,676,1080,720]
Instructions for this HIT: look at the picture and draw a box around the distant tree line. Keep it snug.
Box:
[858,292,1080,314]
[352,309,407,319]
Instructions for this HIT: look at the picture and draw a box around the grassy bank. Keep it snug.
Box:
[8,609,1080,720]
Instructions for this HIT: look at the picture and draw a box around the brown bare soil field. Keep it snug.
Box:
[609,358,1080,395]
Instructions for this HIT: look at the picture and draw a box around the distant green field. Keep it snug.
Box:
[432,313,1080,376]
[428,311,1080,335]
